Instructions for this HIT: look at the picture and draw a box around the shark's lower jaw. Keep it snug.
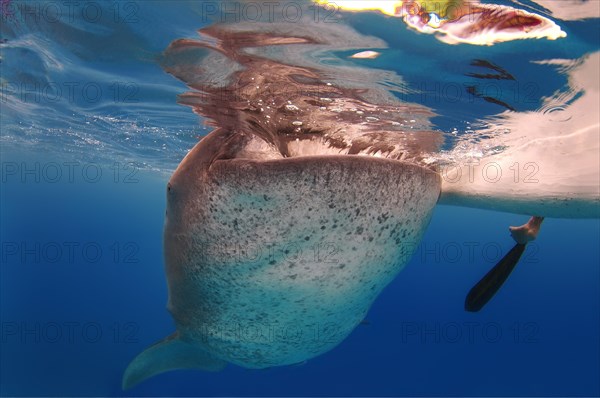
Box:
[160,128,442,370]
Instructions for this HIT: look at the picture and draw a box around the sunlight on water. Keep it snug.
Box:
[1,0,598,176]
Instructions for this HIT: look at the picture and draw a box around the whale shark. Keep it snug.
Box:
[123,6,599,389]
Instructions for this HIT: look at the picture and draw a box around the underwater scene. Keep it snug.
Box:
[1,0,599,396]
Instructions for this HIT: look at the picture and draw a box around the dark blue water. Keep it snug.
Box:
[2,147,598,396]
[1,1,599,396]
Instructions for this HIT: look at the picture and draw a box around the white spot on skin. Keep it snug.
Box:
[350,50,380,59]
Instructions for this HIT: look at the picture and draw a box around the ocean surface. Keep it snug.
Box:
[1,0,599,396]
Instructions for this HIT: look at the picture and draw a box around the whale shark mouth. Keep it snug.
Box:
[161,24,443,168]
[197,123,443,168]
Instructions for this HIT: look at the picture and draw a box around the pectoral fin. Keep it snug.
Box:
[122,332,226,390]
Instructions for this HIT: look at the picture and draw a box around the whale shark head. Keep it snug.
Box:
[166,127,440,355]
[122,128,441,390]
[122,19,445,391]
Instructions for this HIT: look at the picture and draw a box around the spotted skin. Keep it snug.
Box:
[165,147,440,369]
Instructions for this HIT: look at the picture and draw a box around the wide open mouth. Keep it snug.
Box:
[161,21,443,169]
[203,122,444,168]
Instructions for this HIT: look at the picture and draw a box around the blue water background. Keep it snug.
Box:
[1,1,599,396]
